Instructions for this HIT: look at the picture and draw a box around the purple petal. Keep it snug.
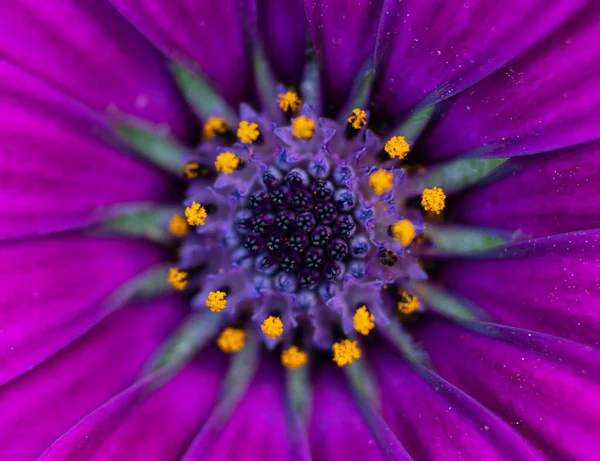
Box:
[309,367,391,460]
[413,315,600,460]
[0,0,196,139]
[440,230,600,347]
[370,0,585,125]
[109,0,255,108]
[369,346,544,460]
[0,234,165,387]
[0,296,186,460]
[0,60,175,239]
[304,0,384,115]
[40,347,227,461]
[421,3,600,161]
[257,0,307,86]
[452,142,600,237]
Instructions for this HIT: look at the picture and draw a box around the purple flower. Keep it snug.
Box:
[1,0,600,459]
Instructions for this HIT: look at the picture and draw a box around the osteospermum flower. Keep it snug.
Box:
[2,0,600,459]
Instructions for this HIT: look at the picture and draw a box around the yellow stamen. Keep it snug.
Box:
[217,328,245,353]
[391,219,416,247]
[168,268,188,291]
[397,291,420,315]
[206,290,227,312]
[237,121,260,144]
[281,346,308,369]
[421,187,446,214]
[168,214,189,237]
[214,152,240,174]
[347,108,367,130]
[332,339,361,367]
[369,169,394,195]
[292,116,315,139]
[353,305,375,336]
[183,161,199,179]
[261,315,284,339]
[384,136,410,160]
[202,117,227,139]
[185,202,207,226]
[278,91,301,113]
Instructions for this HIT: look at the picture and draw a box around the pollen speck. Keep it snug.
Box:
[421,187,446,214]
[168,268,188,291]
[278,91,301,113]
[237,121,260,144]
[169,214,189,237]
[217,328,245,353]
[202,117,227,139]
[183,161,199,179]
[391,219,416,247]
[369,169,393,195]
[332,339,361,366]
[281,346,308,369]
[206,290,227,312]
[214,152,240,174]
[398,291,420,315]
[347,108,367,130]
[185,202,207,226]
[261,315,284,339]
[353,305,375,335]
[385,136,410,159]
[292,116,315,139]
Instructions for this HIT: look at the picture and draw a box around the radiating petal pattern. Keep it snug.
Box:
[0,296,186,460]
[0,0,196,139]
[421,3,600,160]
[304,0,384,115]
[370,0,585,125]
[109,0,255,108]
[414,315,600,460]
[452,142,600,237]
[439,230,600,347]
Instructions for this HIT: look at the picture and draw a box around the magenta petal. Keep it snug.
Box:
[421,4,600,160]
[369,346,543,461]
[440,230,600,347]
[257,0,307,86]
[414,316,600,460]
[304,0,384,115]
[0,0,196,139]
[0,296,185,460]
[110,0,255,108]
[40,347,227,461]
[0,235,166,387]
[370,0,585,124]
[0,61,175,239]
[453,142,600,237]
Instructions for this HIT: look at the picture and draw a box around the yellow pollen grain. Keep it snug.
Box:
[261,315,284,339]
[214,152,240,174]
[202,117,227,139]
[353,305,375,336]
[206,290,227,312]
[183,161,199,179]
[217,328,245,353]
[391,219,416,247]
[332,339,361,367]
[292,116,315,139]
[281,346,308,369]
[237,121,260,144]
[369,169,394,195]
[168,268,188,291]
[348,108,367,130]
[168,214,189,237]
[278,90,301,112]
[385,136,410,159]
[421,187,446,214]
[185,202,207,226]
[397,291,420,315]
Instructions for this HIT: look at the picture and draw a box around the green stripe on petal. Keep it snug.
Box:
[425,224,509,254]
